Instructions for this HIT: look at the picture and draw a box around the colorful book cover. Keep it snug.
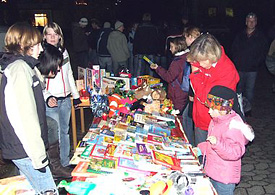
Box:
[78,66,86,89]
[114,144,137,158]
[152,150,181,171]
[127,125,136,134]
[86,135,104,145]
[87,158,117,174]
[83,131,98,141]
[136,143,151,156]
[135,133,148,143]
[162,136,189,151]
[71,161,99,177]
[100,129,115,137]
[81,145,94,159]
[147,134,164,144]
[148,125,171,137]
[136,126,148,135]
[117,157,153,176]
[114,130,127,142]
[151,111,175,122]
[123,133,136,146]
[103,136,114,144]
[86,67,93,91]
[92,65,101,88]
[75,141,88,152]
[104,144,117,158]
[90,144,107,159]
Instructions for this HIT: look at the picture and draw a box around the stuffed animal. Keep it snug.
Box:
[108,93,122,117]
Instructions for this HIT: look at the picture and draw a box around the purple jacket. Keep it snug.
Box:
[198,111,254,184]
[156,51,188,112]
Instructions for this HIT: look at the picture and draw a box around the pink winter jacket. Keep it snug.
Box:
[198,111,254,184]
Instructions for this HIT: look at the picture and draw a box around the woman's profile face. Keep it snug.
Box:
[44,27,60,47]
[29,43,43,59]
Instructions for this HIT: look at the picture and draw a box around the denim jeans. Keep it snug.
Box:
[46,97,71,167]
[133,54,154,77]
[194,127,208,146]
[12,158,58,194]
[210,178,235,195]
[237,71,257,103]
[182,104,194,146]
[98,56,112,74]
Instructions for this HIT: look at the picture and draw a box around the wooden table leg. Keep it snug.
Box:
[80,107,85,133]
[71,102,77,151]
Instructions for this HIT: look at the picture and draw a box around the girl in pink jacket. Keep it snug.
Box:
[195,85,254,195]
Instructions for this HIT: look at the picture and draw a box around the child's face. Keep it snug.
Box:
[170,42,176,54]
[208,108,227,118]
[198,59,212,69]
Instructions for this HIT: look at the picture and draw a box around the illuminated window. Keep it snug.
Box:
[208,7,217,17]
[226,8,234,17]
[34,13,48,27]
[75,0,88,5]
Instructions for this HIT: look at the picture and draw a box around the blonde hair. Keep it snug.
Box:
[186,34,221,63]
[43,22,64,51]
[184,26,201,39]
[5,22,42,55]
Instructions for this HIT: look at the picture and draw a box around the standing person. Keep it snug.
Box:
[133,13,159,77]
[187,34,239,146]
[231,12,268,116]
[181,26,201,146]
[97,22,113,73]
[127,22,139,75]
[72,17,89,68]
[0,22,57,194]
[194,85,254,195]
[88,18,101,65]
[43,22,81,167]
[107,20,130,76]
[150,36,188,114]
[37,43,72,179]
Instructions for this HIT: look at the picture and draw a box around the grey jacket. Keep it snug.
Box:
[0,53,49,169]
[107,30,130,62]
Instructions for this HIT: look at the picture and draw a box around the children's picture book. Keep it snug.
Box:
[71,161,99,177]
[90,144,107,159]
[86,68,93,92]
[175,151,196,160]
[136,143,151,156]
[81,145,94,159]
[135,133,148,143]
[103,136,114,145]
[126,125,136,134]
[123,133,136,146]
[148,125,171,137]
[87,158,117,174]
[104,144,117,158]
[180,160,201,173]
[162,136,189,151]
[86,134,104,145]
[83,131,97,141]
[100,129,115,137]
[136,126,148,135]
[78,66,86,88]
[114,144,138,158]
[151,111,175,122]
[147,134,164,145]
[75,141,88,152]
[114,130,127,142]
[152,150,181,171]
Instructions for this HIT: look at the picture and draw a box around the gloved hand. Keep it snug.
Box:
[73,98,82,105]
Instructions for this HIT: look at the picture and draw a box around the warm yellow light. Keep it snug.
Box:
[34,13,48,27]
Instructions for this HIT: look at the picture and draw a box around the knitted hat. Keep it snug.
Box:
[79,18,88,26]
[103,22,111,28]
[115,21,123,30]
[206,85,246,121]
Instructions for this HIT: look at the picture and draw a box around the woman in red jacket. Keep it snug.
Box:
[187,34,239,146]
[150,36,188,114]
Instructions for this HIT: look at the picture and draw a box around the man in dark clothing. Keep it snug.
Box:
[231,12,268,116]
[133,13,159,77]
[97,22,113,73]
